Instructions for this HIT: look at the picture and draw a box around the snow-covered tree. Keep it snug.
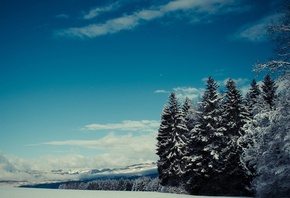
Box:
[261,74,278,110]
[188,77,225,195]
[245,79,262,117]
[156,105,173,186]
[254,1,290,78]
[156,93,190,187]
[182,97,197,131]
[221,78,251,196]
[241,2,290,196]
[241,81,290,197]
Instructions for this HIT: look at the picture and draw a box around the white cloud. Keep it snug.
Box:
[218,77,249,87]
[230,13,281,42]
[82,120,159,132]
[154,89,169,94]
[0,129,158,182]
[42,132,156,157]
[173,86,204,101]
[56,0,247,38]
[154,86,204,101]
[57,15,139,38]
[82,3,119,20]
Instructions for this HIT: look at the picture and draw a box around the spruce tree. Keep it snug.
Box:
[156,105,174,186]
[156,93,190,187]
[221,79,251,196]
[182,97,197,131]
[261,74,277,110]
[188,77,224,195]
[245,79,261,117]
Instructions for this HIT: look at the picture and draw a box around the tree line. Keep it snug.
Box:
[156,1,290,196]
[156,75,277,196]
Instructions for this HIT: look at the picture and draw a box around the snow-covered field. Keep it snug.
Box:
[0,187,243,198]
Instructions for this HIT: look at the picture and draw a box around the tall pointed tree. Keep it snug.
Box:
[156,93,190,187]
[261,74,277,110]
[182,97,197,131]
[221,79,251,196]
[188,77,224,195]
[156,105,174,186]
[245,79,262,117]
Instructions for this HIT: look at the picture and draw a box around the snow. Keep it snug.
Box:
[0,187,245,198]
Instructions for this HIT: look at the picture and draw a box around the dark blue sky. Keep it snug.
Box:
[0,0,282,172]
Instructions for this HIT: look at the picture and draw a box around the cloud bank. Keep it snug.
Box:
[83,120,159,132]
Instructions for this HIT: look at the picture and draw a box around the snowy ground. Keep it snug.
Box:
[0,187,246,198]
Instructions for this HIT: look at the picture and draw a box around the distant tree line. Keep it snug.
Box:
[59,177,155,191]
[59,176,191,194]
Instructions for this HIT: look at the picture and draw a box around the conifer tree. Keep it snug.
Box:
[182,97,197,131]
[188,77,224,195]
[156,105,173,186]
[261,74,277,110]
[157,93,190,187]
[221,79,251,196]
[245,79,261,117]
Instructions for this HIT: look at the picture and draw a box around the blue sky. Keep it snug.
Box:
[0,0,282,178]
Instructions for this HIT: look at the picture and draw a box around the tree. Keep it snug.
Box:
[245,79,262,117]
[241,83,290,197]
[156,105,173,186]
[261,74,278,110]
[156,93,190,187]
[188,77,225,195]
[221,78,251,196]
[241,2,290,196]
[254,0,290,77]
[182,97,197,131]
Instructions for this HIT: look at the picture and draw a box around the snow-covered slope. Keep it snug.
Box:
[0,187,243,198]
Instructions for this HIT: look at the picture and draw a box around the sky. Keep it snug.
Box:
[0,0,283,181]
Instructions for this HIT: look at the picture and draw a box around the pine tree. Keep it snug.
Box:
[156,105,173,186]
[182,97,197,131]
[188,77,224,195]
[245,79,261,117]
[261,74,277,110]
[221,79,251,196]
[156,93,190,187]
[169,105,190,187]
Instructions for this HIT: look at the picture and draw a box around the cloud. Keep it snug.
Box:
[82,120,159,132]
[218,77,249,87]
[42,132,156,154]
[173,86,204,101]
[0,129,158,182]
[55,0,247,38]
[57,15,140,38]
[230,13,281,42]
[82,3,119,20]
[9,131,157,171]
[55,14,70,19]
[154,89,169,94]
[154,86,204,101]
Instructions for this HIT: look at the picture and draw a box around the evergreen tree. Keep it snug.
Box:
[245,79,262,117]
[188,77,224,195]
[221,79,251,196]
[156,93,190,187]
[182,97,197,131]
[156,105,173,186]
[261,74,277,110]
